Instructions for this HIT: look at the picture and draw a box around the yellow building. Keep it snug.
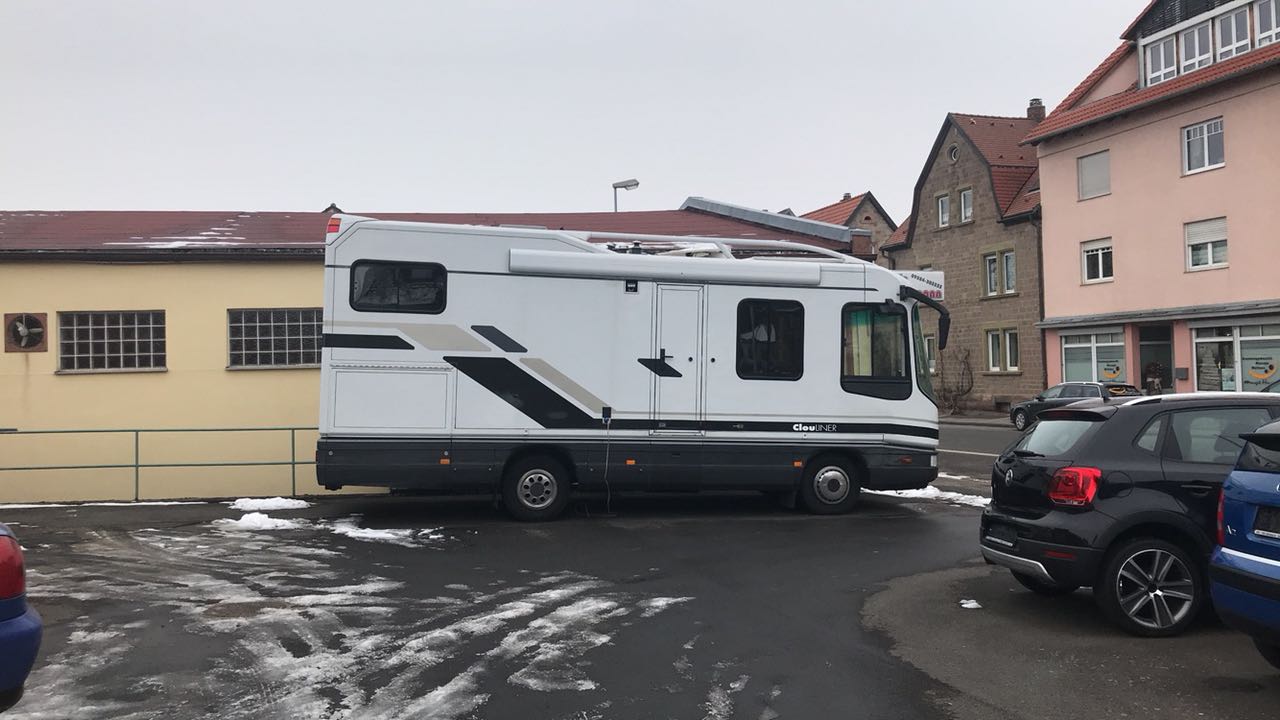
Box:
[0,205,857,502]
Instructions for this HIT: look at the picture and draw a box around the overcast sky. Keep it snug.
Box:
[0,1,1140,222]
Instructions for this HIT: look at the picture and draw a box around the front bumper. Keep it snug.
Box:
[0,605,42,699]
[979,506,1105,588]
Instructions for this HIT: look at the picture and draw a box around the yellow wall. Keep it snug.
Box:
[0,260,382,502]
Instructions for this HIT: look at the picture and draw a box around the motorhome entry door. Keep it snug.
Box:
[652,284,704,431]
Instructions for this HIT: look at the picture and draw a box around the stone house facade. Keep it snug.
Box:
[882,103,1047,411]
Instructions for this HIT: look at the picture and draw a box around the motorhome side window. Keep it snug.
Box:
[736,299,804,380]
[841,303,911,400]
[350,261,446,314]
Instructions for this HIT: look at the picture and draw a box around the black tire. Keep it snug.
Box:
[798,454,861,515]
[501,455,571,522]
[1011,571,1079,597]
[1255,639,1280,671]
[1096,537,1204,637]
[1012,409,1030,431]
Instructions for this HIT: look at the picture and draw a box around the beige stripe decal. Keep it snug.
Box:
[520,358,607,414]
[332,321,489,352]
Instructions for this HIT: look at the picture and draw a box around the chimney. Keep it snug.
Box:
[1027,98,1046,123]
[842,192,852,201]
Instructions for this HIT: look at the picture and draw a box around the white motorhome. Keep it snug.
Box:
[318,215,949,520]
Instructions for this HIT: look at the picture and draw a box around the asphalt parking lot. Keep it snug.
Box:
[3,470,1277,720]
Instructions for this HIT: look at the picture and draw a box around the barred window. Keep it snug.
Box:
[229,308,322,368]
[59,311,166,372]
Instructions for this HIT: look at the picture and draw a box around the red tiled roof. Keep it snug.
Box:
[1051,42,1134,115]
[1002,170,1041,218]
[1026,42,1280,144]
[801,193,865,225]
[0,208,849,257]
[883,217,911,249]
[950,113,1039,215]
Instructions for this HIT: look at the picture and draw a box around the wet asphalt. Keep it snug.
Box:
[4,494,977,720]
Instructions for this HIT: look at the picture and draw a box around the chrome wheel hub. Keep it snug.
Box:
[518,470,557,509]
[813,466,851,504]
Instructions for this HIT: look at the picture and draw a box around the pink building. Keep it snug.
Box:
[1027,0,1280,395]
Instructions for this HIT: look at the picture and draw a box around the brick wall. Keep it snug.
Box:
[885,125,1046,410]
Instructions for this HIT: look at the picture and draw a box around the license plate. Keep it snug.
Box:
[985,523,1018,548]
[1255,506,1280,539]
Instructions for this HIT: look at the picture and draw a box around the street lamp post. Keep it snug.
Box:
[612,178,639,212]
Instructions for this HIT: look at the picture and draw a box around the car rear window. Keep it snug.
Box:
[1238,435,1280,474]
[1017,418,1099,457]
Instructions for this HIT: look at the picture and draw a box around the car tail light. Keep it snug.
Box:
[1216,488,1226,546]
[0,536,24,600]
[1048,467,1101,507]
[326,217,342,234]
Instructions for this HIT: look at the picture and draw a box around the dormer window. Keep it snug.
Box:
[1147,37,1177,85]
[1219,8,1251,60]
[1180,23,1212,73]
[1259,0,1279,46]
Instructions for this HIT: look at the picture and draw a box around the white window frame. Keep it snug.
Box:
[1061,330,1126,383]
[1219,7,1252,59]
[987,330,1002,372]
[1186,217,1229,271]
[983,254,999,296]
[1077,150,1111,200]
[1183,117,1225,175]
[924,334,937,374]
[1181,22,1214,72]
[1004,329,1020,372]
[1259,0,1280,47]
[1082,238,1114,284]
[1002,251,1016,294]
[1147,36,1178,85]
[937,195,950,228]
[959,188,974,223]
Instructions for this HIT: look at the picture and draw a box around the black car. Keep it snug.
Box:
[981,392,1280,637]
[1009,382,1142,430]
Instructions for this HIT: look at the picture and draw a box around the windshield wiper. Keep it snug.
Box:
[1012,449,1045,458]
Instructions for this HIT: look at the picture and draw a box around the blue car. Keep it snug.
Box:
[0,523,40,711]
[1211,419,1280,671]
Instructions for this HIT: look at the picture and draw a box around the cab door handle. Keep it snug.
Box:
[1180,482,1216,495]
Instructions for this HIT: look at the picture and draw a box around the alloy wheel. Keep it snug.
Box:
[1114,548,1195,631]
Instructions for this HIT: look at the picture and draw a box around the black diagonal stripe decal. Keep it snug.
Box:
[471,325,527,353]
[638,358,682,378]
[445,356,595,429]
[323,333,414,350]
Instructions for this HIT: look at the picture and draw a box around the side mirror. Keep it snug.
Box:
[1035,394,1044,401]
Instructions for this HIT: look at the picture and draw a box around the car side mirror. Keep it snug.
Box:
[1034,395,1044,401]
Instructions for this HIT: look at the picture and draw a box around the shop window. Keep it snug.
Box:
[1195,324,1280,392]
[228,308,323,368]
[58,311,166,373]
[351,261,447,313]
[1063,331,1126,383]
[736,299,804,380]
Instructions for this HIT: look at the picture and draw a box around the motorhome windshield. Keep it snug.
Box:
[912,305,937,405]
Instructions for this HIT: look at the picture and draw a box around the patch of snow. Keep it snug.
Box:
[0,503,71,509]
[227,497,311,512]
[867,485,990,508]
[327,518,420,547]
[214,512,309,531]
[674,654,694,680]
[444,583,469,591]
[938,472,980,482]
[960,599,983,609]
[638,596,694,617]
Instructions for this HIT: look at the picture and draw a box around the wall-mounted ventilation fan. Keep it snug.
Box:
[5,313,46,352]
